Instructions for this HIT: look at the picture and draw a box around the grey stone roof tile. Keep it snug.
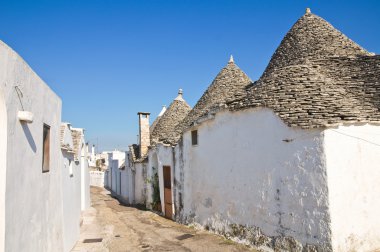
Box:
[166,59,252,144]
[151,91,191,145]
[227,11,380,129]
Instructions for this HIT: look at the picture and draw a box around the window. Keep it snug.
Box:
[42,124,50,172]
[191,130,198,145]
[69,159,73,177]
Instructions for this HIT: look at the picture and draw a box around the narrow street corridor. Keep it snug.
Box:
[72,187,253,252]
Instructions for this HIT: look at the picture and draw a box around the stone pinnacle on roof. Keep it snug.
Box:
[305,7,311,14]
[174,88,185,101]
[229,55,234,64]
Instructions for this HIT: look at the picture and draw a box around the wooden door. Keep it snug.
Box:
[163,166,173,219]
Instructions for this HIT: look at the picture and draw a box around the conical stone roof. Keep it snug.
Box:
[150,105,167,134]
[166,57,253,144]
[263,10,370,76]
[228,10,380,129]
[150,90,191,145]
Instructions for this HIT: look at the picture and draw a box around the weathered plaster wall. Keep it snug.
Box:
[118,168,129,202]
[134,162,147,204]
[60,126,81,252]
[146,151,158,209]
[147,145,175,216]
[80,145,91,210]
[111,160,120,194]
[181,108,331,249]
[0,81,7,251]
[324,124,380,252]
[174,142,185,222]
[0,40,64,251]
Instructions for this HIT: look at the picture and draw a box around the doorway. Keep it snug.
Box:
[163,166,173,219]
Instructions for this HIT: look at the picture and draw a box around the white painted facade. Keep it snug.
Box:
[0,40,91,252]
[179,108,331,248]
[72,128,91,211]
[171,106,380,251]
[60,124,81,252]
[0,40,64,251]
[106,150,126,196]
[147,144,175,216]
[324,124,380,251]
[134,162,147,204]
[121,152,147,205]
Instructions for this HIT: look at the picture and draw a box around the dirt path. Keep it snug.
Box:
[72,186,254,252]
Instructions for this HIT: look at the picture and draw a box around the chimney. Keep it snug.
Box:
[137,112,150,157]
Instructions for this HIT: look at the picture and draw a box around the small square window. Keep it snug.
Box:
[42,124,50,172]
[191,130,198,146]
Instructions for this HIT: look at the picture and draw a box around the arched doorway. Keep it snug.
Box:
[0,89,7,250]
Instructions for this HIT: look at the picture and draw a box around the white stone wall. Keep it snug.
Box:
[90,171,105,187]
[0,40,65,251]
[0,81,6,250]
[134,162,147,204]
[60,126,81,252]
[78,132,90,210]
[119,168,129,202]
[180,108,330,248]
[111,159,119,193]
[147,145,175,216]
[324,124,380,251]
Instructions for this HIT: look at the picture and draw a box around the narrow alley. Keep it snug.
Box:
[72,187,254,252]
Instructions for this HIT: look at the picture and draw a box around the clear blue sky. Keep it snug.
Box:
[1,0,379,151]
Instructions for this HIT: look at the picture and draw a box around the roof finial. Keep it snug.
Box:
[306,8,311,14]
[229,55,234,64]
[175,88,185,101]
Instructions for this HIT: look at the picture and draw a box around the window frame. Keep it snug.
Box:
[191,130,198,146]
[42,124,51,173]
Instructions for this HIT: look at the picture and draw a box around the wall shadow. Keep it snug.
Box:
[22,123,36,153]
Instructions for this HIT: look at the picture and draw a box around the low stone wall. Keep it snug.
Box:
[90,171,104,187]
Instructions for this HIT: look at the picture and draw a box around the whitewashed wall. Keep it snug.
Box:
[324,124,380,252]
[147,145,175,216]
[180,108,330,248]
[90,171,105,187]
[134,162,147,204]
[0,40,65,251]
[111,160,119,194]
[104,170,109,188]
[119,168,129,203]
[80,152,91,210]
[0,81,6,251]
[60,125,81,252]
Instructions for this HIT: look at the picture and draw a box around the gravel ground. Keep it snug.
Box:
[72,186,254,252]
